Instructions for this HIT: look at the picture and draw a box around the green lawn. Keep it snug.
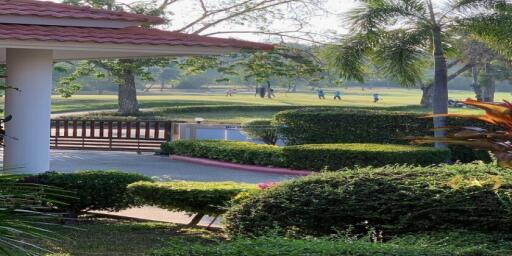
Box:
[49,88,498,123]
[44,219,222,256]
[40,219,512,256]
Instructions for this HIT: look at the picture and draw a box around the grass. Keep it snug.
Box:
[48,88,503,123]
[39,219,512,256]
[43,219,223,256]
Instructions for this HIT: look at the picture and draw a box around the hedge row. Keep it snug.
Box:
[22,171,151,216]
[162,140,449,171]
[150,237,469,256]
[274,108,491,162]
[128,181,257,216]
[224,163,512,237]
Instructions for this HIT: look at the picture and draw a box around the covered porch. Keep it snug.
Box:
[0,0,271,173]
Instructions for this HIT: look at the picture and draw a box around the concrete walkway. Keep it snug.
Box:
[48,149,295,227]
[50,150,293,183]
[1,149,296,226]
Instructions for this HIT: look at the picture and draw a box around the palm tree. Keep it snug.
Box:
[463,1,512,58]
[0,174,65,255]
[325,0,502,144]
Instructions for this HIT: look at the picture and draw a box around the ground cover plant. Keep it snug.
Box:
[163,140,449,171]
[150,232,512,256]
[36,219,512,256]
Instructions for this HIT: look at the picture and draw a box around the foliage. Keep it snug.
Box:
[128,181,257,216]
[150,230,512,256]
[162,140,449,171]
[150,237,459,256]
[322,0,502,128]
[179,46,324,92]
[241,119,279,145]
[57,0,328,112]
[410,99,512,167]
[282,143,449,170]
[274,107,492,163]
[224,163,512,237]
[463,2,512,59]
[22,171,151,216]
[163,140,283,167]
[0,174,66,255]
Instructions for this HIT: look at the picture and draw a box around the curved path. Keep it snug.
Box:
[49,149,294,227]
[50,150,293,183]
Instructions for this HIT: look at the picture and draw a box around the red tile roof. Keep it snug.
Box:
[0,24,274,50]
[0,0,164,24]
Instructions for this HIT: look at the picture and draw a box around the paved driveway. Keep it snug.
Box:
[50,150,293,183]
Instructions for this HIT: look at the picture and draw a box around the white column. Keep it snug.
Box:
[4,49,53,173]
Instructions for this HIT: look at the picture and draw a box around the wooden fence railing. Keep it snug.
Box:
[50,119,180,152]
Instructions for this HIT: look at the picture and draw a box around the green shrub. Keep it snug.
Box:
[274,108,491,163]
[23,171,151,216]
[282,143,449,170]
[163,140,284,167]
[164,140,449,171]
[128,181,257,216]
[224,164,512,237]
[241,119,279,145]
[150,236,500,256]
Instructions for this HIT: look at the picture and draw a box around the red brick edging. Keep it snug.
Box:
[170,155,311,176]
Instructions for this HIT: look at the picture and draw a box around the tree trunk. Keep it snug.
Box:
[471,66,483,101]
[431,25,448,145]
[420,85,433,108]
[188,213,204,226]
[118,60,139,115]
[266,81,272,99]
[482,64,496,102]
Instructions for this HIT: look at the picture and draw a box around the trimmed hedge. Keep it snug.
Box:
[162,140,283,167]
[128,181,257,216]
[224,163,512,237]
[274,108,491,163]
[23,171,151,216]
[150,234,509,256]
[162,140,449,171]
[282,143,449,170]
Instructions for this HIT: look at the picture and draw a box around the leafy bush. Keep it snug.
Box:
[163,140,284,167]
[23,171,151,216]
[241,119,279,145]
[150,235,503,256]
[224,164,512,237]
[274,108,491,163]
[282,143,449,170]
[128,181,257,216]
[163,140,449,171]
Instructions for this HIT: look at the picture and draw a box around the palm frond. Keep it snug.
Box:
[371,28,430,86]
[0,174,69,255]
[452,0,506,10]
[321,36,370,82]
[347,0,427,34]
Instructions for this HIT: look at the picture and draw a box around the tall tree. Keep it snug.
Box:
[322,0,500,143]
[178,46,323,97]
[58,0,328,114]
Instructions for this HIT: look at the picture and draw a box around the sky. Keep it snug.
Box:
[47,0,352,42]
[45,0,449,43]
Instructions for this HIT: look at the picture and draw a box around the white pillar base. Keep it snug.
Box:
[4,49,53,173]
